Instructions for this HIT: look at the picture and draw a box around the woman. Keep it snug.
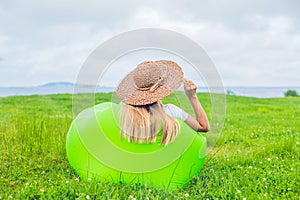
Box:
[116,60,210,145]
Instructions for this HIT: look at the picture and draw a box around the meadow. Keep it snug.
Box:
[0,93,299,199]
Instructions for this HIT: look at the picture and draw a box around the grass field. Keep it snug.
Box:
[0,93,299,199]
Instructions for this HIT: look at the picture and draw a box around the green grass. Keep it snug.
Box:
[0,93,299,199]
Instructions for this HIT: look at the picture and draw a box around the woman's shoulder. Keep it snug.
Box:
[162,103,178,109]
[162,104,188,121]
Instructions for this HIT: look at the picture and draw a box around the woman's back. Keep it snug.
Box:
[120,102,180,145]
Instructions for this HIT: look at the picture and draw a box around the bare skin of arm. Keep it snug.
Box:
[183,78,210,132]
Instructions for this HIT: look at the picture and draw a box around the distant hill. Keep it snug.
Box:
[41,82,74,87]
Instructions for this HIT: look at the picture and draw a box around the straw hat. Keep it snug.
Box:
[116,60,184,105]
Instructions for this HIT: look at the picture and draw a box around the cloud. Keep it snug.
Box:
[0,0,299,86]
[127,6,299,86]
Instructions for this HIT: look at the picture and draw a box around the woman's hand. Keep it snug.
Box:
[183,78,197,98]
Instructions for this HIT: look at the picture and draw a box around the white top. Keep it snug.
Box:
[163,104,189,121]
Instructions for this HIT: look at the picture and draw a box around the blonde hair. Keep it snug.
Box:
[120,102,179,145]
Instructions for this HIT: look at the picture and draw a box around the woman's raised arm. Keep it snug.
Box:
[183,78,210,132]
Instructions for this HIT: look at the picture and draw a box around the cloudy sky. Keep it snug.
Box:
[0,0,299,87]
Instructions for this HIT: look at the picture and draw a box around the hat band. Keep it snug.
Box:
[134,76,166,93]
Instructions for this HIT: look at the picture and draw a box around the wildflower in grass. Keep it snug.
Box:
[129,195,136,200]
[243,198,246,200]
[75,177,79,182]
[264,194,267,197]
[248,166,252,169]
[265,158,271,161]
[265,185,267,188]
[259,161,263,164]
[66,180,69,184]
[86,195,90,199]
[262,178,266,182]
[9,182,14,188]
[8,195,13,199]
[287,188,292,191]
[146,197,149,200]
[148,189,152,192]
[40,188,45,193]
[184,193,190,197]
[237,190,241,193]
[42,171,45,174]
[88,178,92,181]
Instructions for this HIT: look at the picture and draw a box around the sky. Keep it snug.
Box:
[0,0,299,87]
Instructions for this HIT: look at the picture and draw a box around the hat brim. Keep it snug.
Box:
[117,61,183,105]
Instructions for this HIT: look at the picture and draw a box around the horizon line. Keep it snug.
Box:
[0,81,299,88]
